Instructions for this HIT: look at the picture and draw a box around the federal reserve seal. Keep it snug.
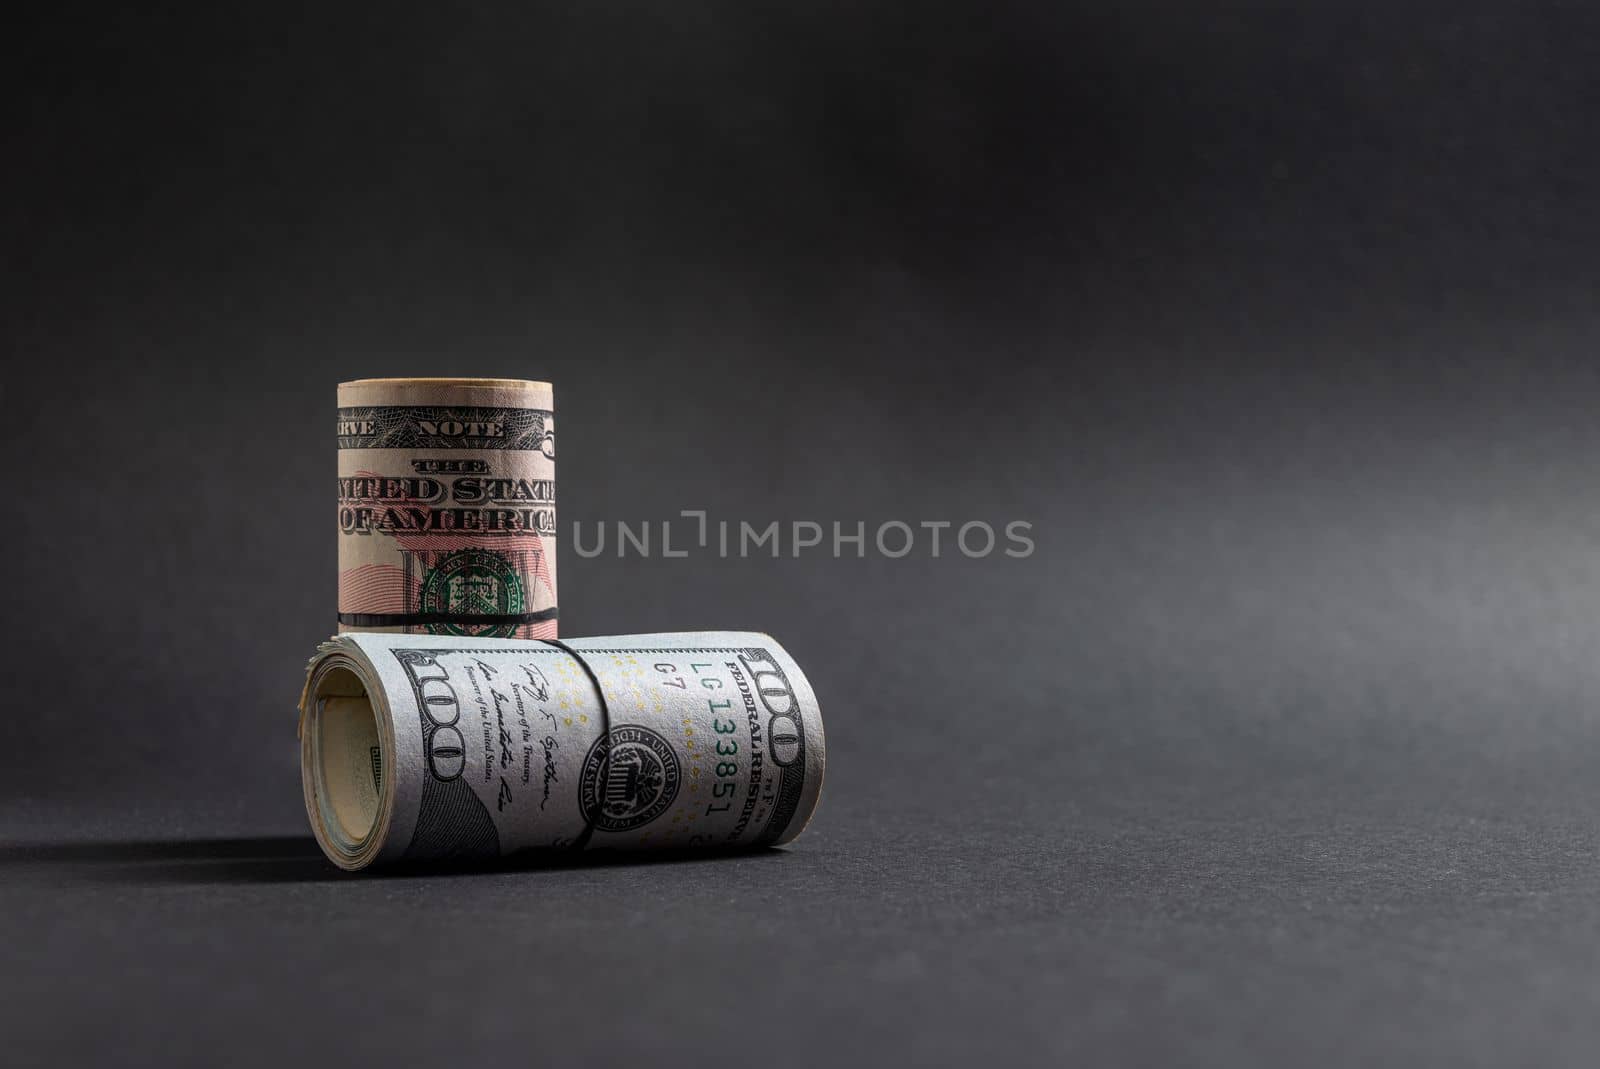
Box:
[417,547,525,637]
[579,725,681,832]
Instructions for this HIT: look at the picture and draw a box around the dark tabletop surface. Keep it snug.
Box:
[9,641,1600,1069]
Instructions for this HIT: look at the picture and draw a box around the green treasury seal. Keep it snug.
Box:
[417,547,526,637]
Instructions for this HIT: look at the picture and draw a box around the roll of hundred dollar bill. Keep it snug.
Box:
[299,632,826,870]
[337,378,557,639]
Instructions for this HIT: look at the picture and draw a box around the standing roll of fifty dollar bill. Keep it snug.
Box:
[337,378,557,639]
[299,632,825,870]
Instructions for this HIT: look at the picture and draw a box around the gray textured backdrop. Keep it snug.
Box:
[8,4,1600,1066]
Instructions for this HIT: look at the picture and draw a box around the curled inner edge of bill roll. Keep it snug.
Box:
[299,632,826,871]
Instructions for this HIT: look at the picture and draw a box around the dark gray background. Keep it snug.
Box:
[8,4,1600,1066]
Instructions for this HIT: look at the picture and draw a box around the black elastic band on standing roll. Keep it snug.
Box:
[336,607,559,628]
[541,639,611,852]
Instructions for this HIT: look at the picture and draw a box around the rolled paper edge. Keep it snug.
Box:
[298,639,400,871]
[338,378,553,407]
[338,377,552,390]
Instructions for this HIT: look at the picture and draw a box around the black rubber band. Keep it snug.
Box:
[541,639,610,852]
[336,607,559,628]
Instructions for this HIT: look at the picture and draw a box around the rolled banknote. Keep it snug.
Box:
[336,377,557,639]
[299,631,826,870]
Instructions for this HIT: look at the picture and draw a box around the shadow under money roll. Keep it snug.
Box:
[298,632,827,871]
[336,377,557,640]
